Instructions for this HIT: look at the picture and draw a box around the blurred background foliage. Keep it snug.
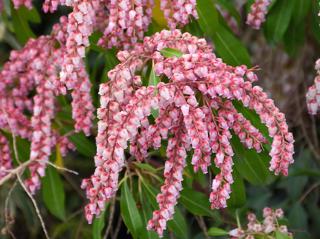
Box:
[0,0,320,238]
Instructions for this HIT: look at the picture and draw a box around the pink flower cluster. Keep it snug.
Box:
[81,30,294,237]
[0,18,89,192]
[306,59,320,115]
[246,0,271,29]
[161,0,198,29]
[40,0,198,51]
[0,133,12,179]
[229,207,292,239]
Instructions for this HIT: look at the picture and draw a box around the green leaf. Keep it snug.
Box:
[291,0,311,25]
[231,136,272,185]
[69,132,96,157]
[197,0,250,66]
[42,166,66,220]
[283,20,305,57]
[283,0,310,56]
[215,0,241,24]
[311,0,320,45]
[288,203,308,239]
[92,210,106,239]
[134,162,158,173]
[139,187,159,239]
[211,25,251,66]
[196,0,219,36]
[149,62,160,86]
[120,180,143,239]
[227,170,246,208]
[232,100,270,140]
[167,209,189,239]
[159,48,183,58]
[11,6,40,44]
[275,230,292,239]
[264,0,294,44]
[149,62,160,118]
[180,188,213,216]
[207,227,229,236]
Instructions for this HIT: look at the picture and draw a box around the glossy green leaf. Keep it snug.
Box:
[149,62,160,118]
[135,162,158,173]
[180,188,213,216]
[212,25,251,66]
[42,166,66,220]
[275,230,292,239]
[207,227,229,236]
[291,0,311,25]
[149,62,160,86]
[227,171,246,208]
[120,181,143,239]
[232,100,270,140]
[196,0,219,36]
[283,20,305,57]
[215,0,241,23]
[92,210,106,239]
[288,203,308,239]
[69,132,96,157]
[231,137,272,185]
[283,0,310,56]
[11,6,40,44]
[311,0,320,45]
[167,209,189,239]
[139,186,159,239]
[264,0,294,44]
[160,48,183,58]
[197,0,251,66]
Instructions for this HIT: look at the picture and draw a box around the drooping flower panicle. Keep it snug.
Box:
[82,30,294,237]
[0,19,81,193]
[246,0,271,29]
[306,59,320,115]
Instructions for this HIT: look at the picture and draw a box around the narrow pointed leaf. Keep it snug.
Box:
[180,189,213,216]
[160,48,183,58]
[196,0,219,36]
[211,25,251,66]
[264,0,294,43]
[227,170,246,208]
[231,137,272,185]
[42,166,66,220]
[92,210,106,239]
[207,227,229,236]
[120,180,143,239]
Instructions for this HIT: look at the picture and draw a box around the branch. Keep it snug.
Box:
[16,173,50,239]
[0,159,34,187]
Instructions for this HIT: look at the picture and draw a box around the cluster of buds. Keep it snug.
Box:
[246,0,271,29]
[81,30,294,237]
[229,207,292,238]
[306,59,320,115]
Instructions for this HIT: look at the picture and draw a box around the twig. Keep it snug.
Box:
[46,161,78,175]
[195,216,209,239]
[4,181,18,239]
[103,197,116,239]
[299,181,320,203]
[0,159,34,187]
[16,173,50,239]
[111,216,122,239]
